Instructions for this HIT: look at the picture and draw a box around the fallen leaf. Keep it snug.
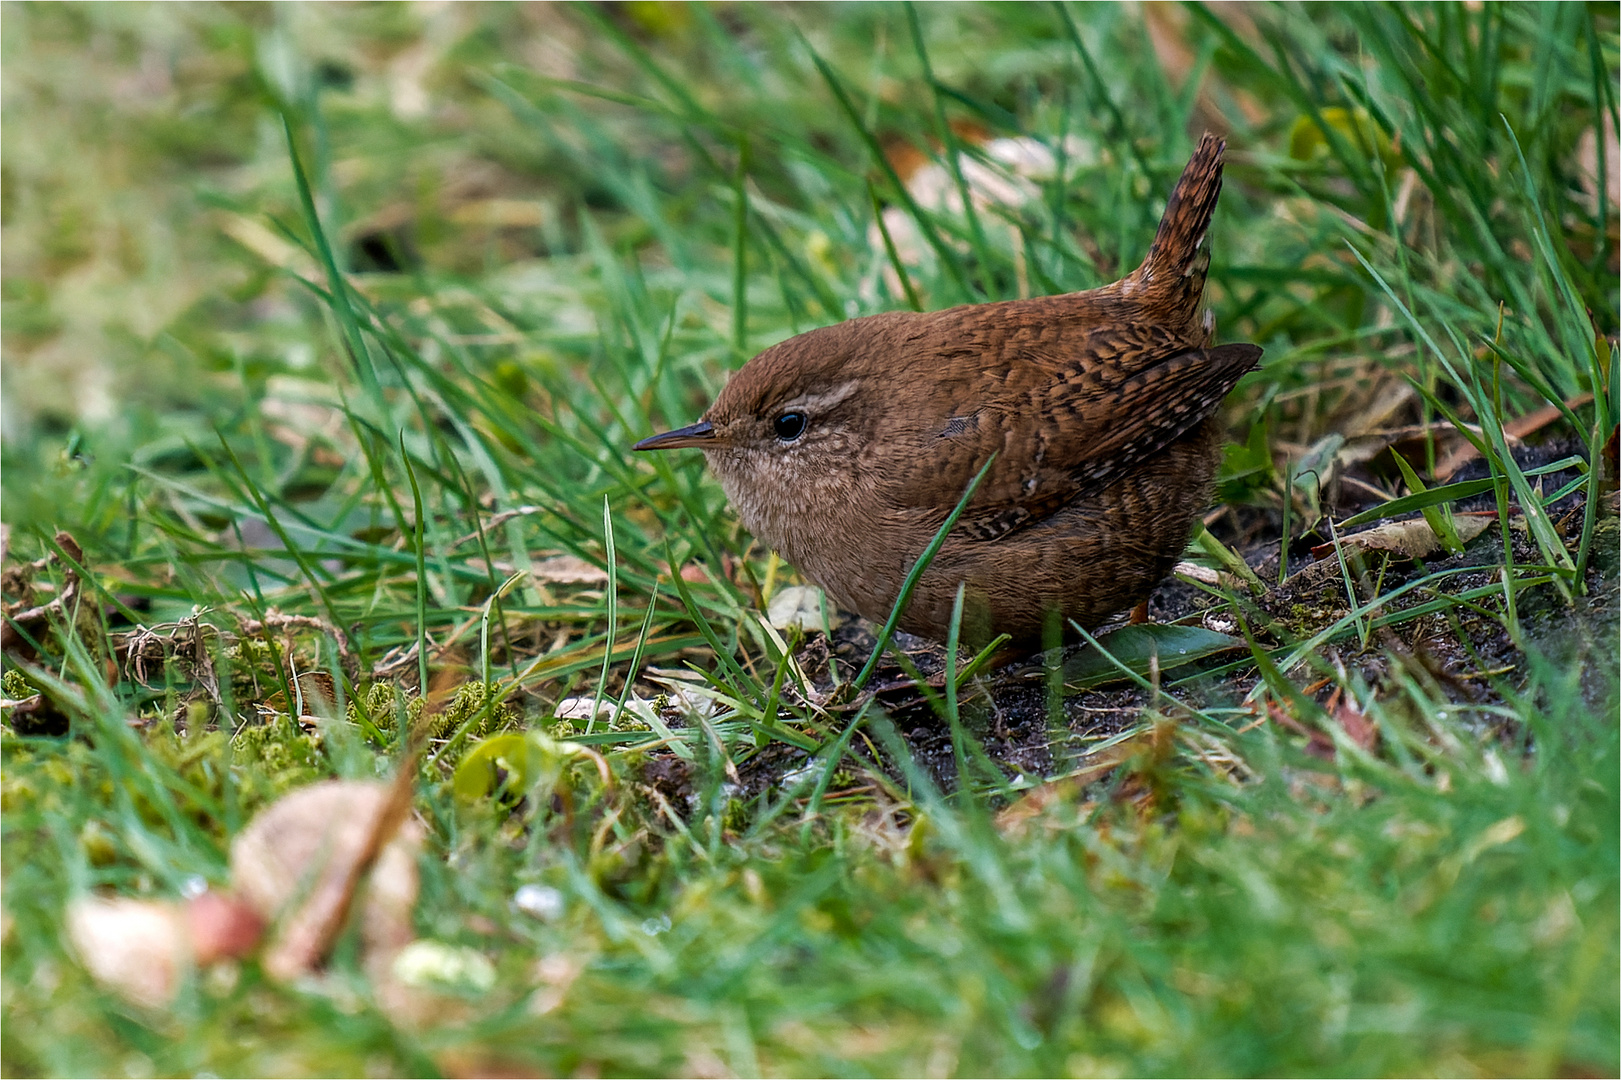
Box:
[230,776,422,982]
[1059,624,1244,690]
[1265,699,1336,761]
[261,671,338,716]
[1330,691,1378,753]
[66,897,190,1008]
[767,585,837,632]
[1312,513,1492,561]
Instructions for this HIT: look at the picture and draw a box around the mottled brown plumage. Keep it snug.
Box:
[636,133,1261,644]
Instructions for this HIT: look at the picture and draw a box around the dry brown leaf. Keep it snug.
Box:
[64,891,264,1007]
[1265,699,1336,761]
[66,896,190,1008]
[1313,513,1492,562]
[230,777,422,982]
[261,671,338,716]
[1331,692,1379,753]
[1261,688,1380,762]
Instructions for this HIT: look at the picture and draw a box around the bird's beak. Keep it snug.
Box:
[633,420,715,452]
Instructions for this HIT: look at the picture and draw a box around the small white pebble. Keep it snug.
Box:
[553,696,613,722]
[511,884,565,922]
[780,760,826,788]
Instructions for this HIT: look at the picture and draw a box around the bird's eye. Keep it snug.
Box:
[773,412,807,442]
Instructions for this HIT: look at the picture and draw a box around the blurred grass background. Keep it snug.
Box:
[2,2,1617,1076]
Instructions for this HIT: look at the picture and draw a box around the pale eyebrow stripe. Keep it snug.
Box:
[779,380,859,414]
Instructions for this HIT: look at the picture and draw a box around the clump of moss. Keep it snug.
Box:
[145,707,230,776]
[0,743,41,813]
[348,681,425,741]
[1,667,71,736]
[347,681,521,772]
[232,711,325,790]
[2,669,36,701]
[427,682,519,741]
[347,680,519,740]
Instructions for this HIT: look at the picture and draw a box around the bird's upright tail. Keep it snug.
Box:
[1123,133,1225,325]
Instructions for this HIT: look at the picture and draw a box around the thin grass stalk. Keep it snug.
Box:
[400,432,431,711]
[588,497,619,735]
[280,116,380,402]
[868,180,925,312]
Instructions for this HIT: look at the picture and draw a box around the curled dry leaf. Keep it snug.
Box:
[1313,513,1492,562]
[1265,699,1336,761]
[1330,691,1379,753]
[66,896,190,1008]
[767,584,838,632]
[64,891,264,1008]
[67,773,419,1007]
[230,777,422,982]
[1259,687,1378,763]
[1171,560,1220,585]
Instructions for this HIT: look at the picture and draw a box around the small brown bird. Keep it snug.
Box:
[636,133,1260,644]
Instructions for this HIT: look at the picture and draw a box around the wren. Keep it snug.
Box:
[635,133,1261,644]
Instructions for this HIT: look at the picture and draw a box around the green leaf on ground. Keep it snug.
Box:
[1062,624,1244,689]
